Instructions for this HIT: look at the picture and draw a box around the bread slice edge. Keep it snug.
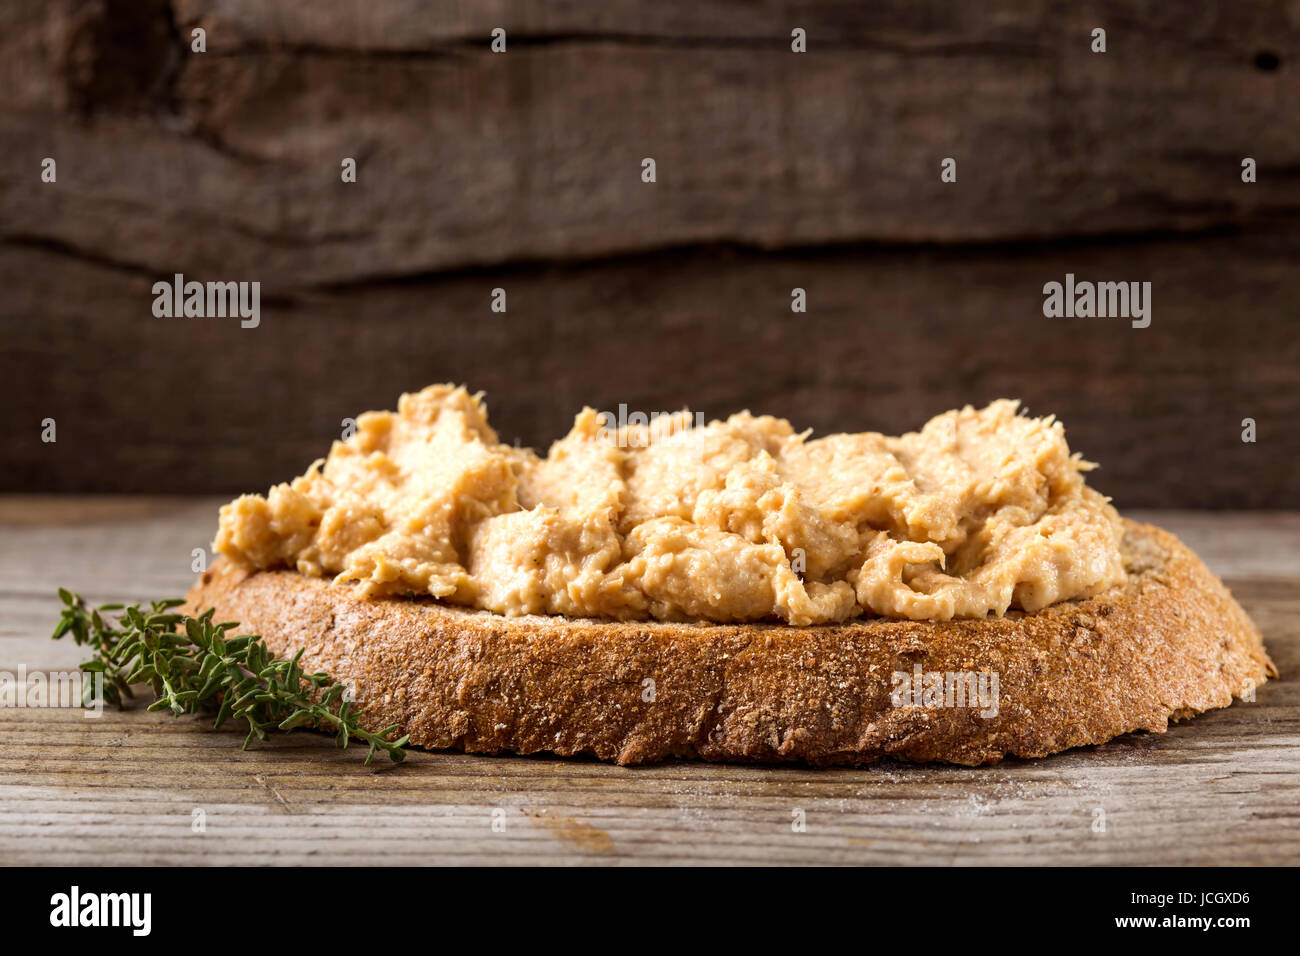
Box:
[184,519,1276,766]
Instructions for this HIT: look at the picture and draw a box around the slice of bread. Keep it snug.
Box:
[185,519,1274,766]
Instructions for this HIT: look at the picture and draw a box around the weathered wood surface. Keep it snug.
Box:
[1,1,1296,285]
[5,232,1298,505]
[1,498,1296,865]
[2,1,1297,504]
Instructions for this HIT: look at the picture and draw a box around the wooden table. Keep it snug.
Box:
[2,498,1297,865]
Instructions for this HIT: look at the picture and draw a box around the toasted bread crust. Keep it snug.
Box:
[185,520,1275,766]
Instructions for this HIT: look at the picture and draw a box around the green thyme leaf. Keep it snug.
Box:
[52,590,407,765]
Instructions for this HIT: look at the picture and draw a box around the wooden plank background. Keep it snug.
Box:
[1,498,1297,865]
[2,1,1298,503]
[5,0,1297,277]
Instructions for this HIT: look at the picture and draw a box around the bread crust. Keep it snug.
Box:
[184,520,1275,766]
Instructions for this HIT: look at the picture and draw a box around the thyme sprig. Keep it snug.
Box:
[52,589,408,764]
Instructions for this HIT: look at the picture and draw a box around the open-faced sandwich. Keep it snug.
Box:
[186,385,1274,765]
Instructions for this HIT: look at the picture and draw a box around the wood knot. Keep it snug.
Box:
[60,0,180,115]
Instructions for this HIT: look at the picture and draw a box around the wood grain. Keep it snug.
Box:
[4,232,1298,505]
[0,498,1296,865]
[1,1,1297,503]
[0,1,1296,285]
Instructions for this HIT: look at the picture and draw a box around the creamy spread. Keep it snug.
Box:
[215,385,1126,625]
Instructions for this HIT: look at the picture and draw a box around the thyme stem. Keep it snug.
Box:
[52,589,408,765]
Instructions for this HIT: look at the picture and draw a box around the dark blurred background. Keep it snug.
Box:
[2,0,1297,508]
